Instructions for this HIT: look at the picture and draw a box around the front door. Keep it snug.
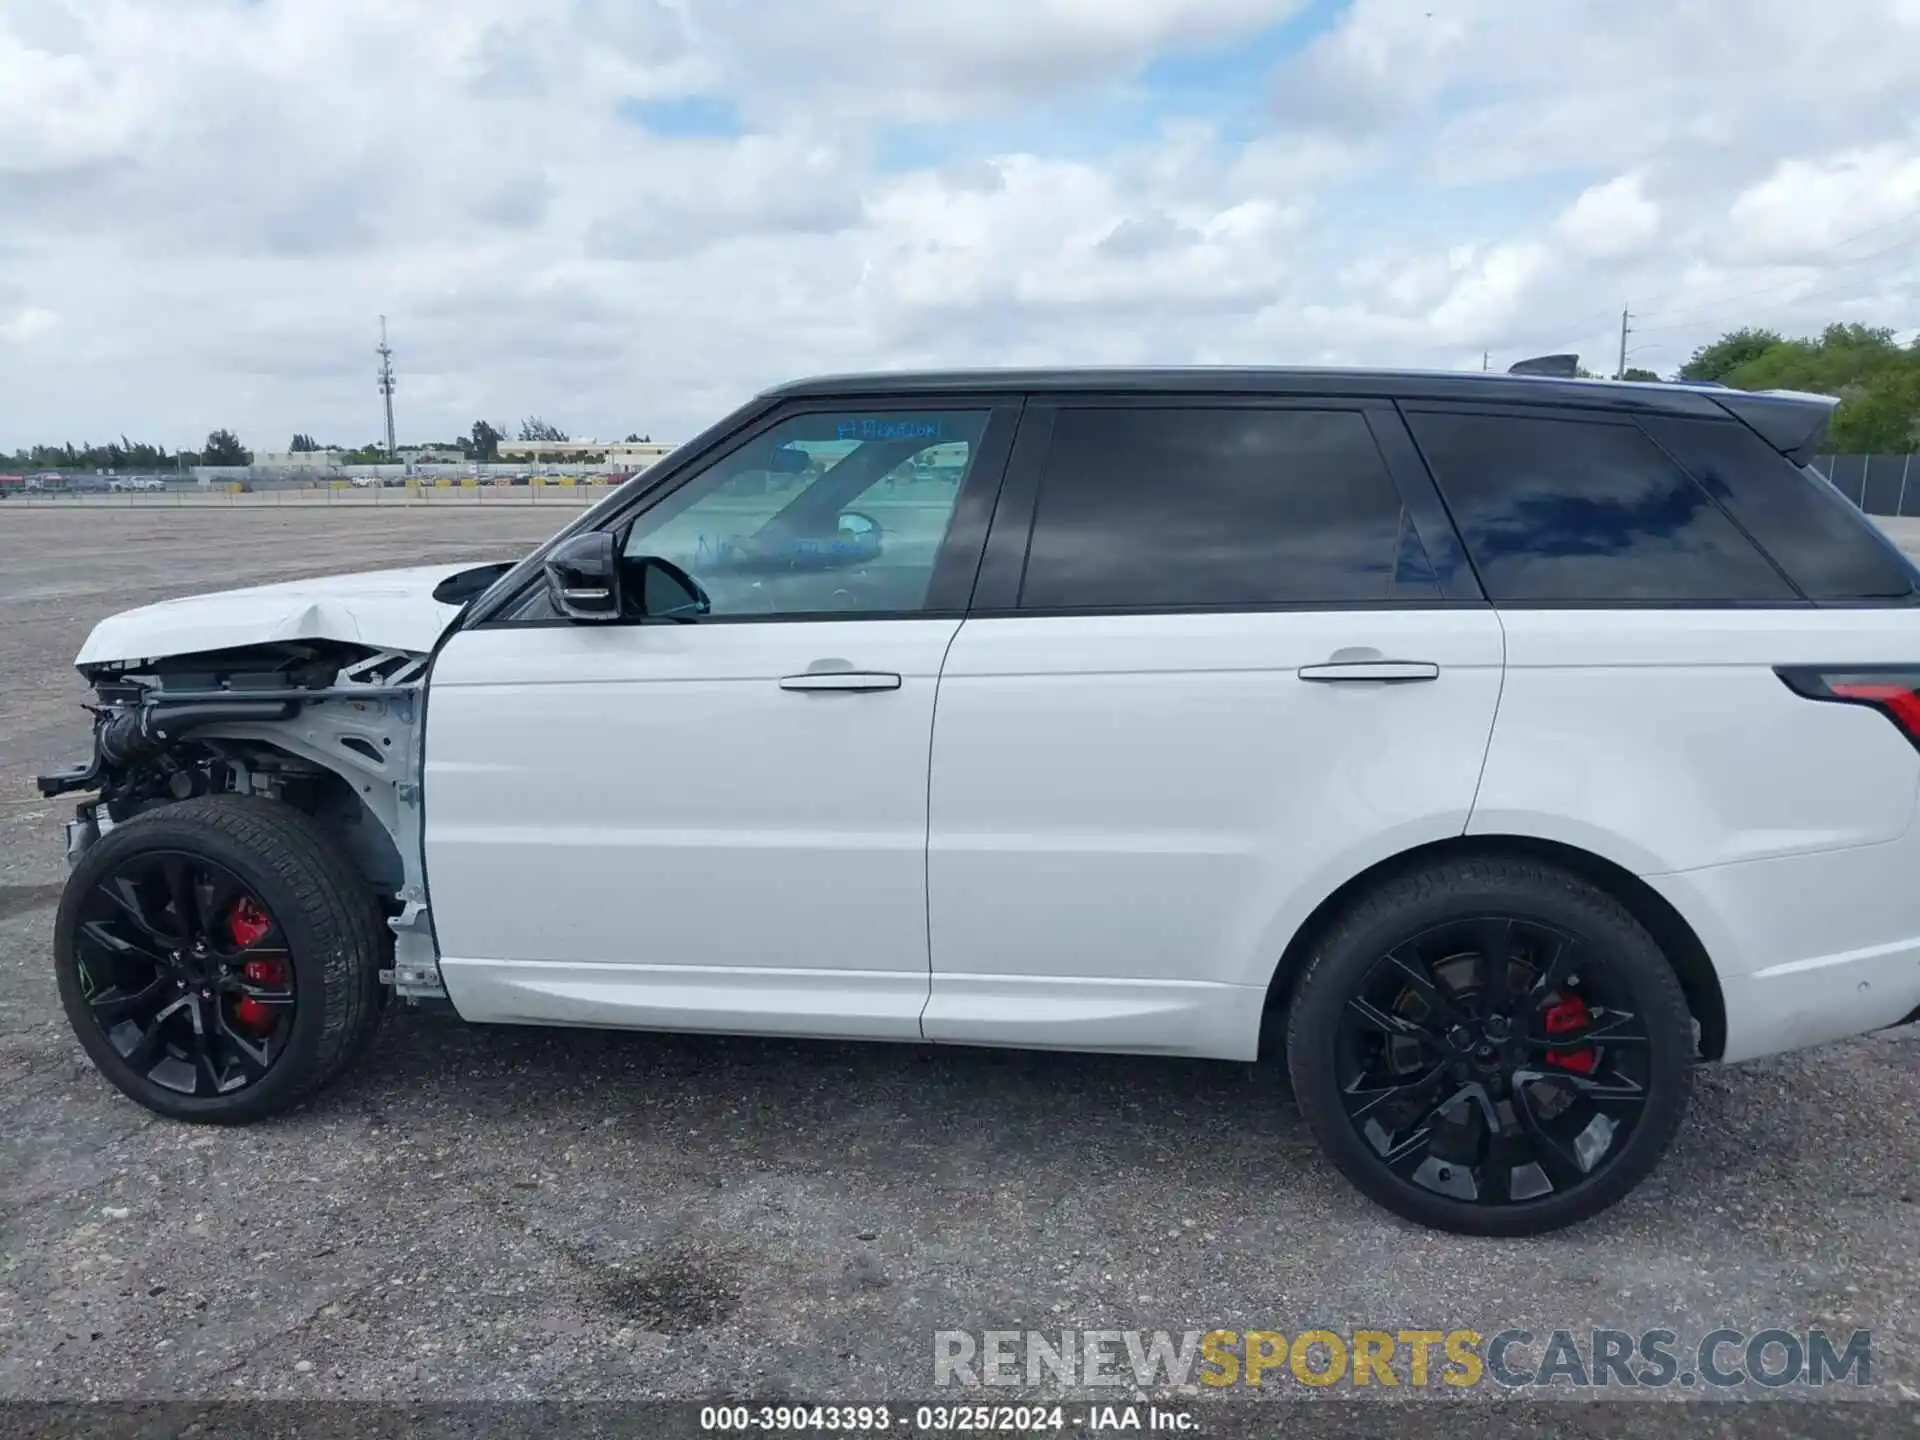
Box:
[424,402,1016,1039]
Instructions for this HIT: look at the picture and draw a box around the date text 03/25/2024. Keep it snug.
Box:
[696,1403,1193,1432]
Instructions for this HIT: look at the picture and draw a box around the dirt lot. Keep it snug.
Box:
[1,504,1918,1406]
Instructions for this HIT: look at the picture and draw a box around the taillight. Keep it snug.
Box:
[1775,667,1920,751]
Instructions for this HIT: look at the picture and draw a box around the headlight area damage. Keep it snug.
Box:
[36,640,447,1004]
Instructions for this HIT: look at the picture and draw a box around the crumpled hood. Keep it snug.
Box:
[76,562,495,668]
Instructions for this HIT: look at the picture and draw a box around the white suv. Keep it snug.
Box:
[38,367,1920,1235]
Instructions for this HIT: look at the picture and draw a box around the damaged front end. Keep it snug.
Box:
[38,641,448,1004]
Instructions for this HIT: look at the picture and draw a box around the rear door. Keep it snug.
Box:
[922,397,1506,1060]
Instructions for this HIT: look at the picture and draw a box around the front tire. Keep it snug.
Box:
[54,794,386,1123]
[1285,855,1695,1237]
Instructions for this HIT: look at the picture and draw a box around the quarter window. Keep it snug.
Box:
[622,410,988,617]
[1018,406,1438,610]
[1635,415,1918,603]
[1405,410,1798,603]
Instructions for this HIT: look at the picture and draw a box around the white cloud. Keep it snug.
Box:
[1428,243,1551,342]
[1555,175,1661,261]
[0,0,1917,447]
[0,307,56,344]
[1724,147,1920,263]
[717,0,1309,122]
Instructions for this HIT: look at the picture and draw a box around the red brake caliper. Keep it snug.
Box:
[228,899,282,1034]
[1541,995,1599,1075]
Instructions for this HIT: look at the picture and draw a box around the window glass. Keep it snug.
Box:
[1636,415,1918,602]
[622,410,987,617]
[1405,410,1797,603]
[1018,407,1435,610]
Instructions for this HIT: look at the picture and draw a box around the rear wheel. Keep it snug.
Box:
[1285,856,1695,1236]
[54,794,385,1122]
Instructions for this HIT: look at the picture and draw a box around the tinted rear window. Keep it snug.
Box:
[1019,407,1438,610]
[1404,410,1797,603]
[1636,415,1919,602]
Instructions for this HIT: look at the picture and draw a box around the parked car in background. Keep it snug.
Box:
[107,477,167,493]
[35,365,1920,1238]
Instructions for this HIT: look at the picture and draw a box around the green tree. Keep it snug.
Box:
[1830,367,1920,453]
[1678,328,1785,383]
[468,420,504,462]
[1621,367,1662,382]
[290,433,320,452]
[4,437,174,470]
[519,416,569,443]
[1685,321,1919,453]
[202,429,251,466]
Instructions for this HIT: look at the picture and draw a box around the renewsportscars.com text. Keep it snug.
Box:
[933,1327,1872,1391]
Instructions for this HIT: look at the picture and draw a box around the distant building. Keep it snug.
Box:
[253,450,347,469]
[608,441,674,470]
[498,439,675,471]
[397,447,465,464]
[497,439,604,461]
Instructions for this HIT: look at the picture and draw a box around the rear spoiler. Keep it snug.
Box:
[1708,388,1840,465]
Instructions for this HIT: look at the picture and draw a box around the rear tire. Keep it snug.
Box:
[54,794,386,1123]
[1285,855,1695,1237]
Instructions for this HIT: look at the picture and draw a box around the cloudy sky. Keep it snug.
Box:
[2,0,1917,452]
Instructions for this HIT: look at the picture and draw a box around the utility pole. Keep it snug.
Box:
[1482,350,1490,372]
[380,318,403,458]
[1615,306,1632,380]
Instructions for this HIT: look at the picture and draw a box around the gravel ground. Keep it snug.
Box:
[0,505,1917,1410]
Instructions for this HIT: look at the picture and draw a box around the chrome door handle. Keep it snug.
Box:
[779,671,903,693]
[1297,660,1440,683]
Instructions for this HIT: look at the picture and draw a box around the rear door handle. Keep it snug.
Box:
[1297,660,1440,683]
[779,671,903,693]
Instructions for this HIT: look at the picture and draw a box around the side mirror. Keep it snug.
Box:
[630,554,712,621]
[544,532,620,621]
[767,444,812,475]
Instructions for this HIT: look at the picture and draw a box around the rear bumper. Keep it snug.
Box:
[1718,942,1920,1062]
[1648,836,1920,1062]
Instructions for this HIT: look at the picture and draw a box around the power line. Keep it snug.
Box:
[1478,201,1920,374]
[1632,204,1920,326]
[1630,252,1920,337]
[1488,305,1635,367]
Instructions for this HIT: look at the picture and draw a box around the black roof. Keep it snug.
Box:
[758,366,1838,461]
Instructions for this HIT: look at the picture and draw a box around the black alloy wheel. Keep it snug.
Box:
[1286,856,1695,1236]
[69,852,297,1097]
[54,794,387,1122]
[1334,914,1651,1204]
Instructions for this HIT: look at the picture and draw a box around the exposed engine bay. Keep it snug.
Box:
[37,639,446,1002]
